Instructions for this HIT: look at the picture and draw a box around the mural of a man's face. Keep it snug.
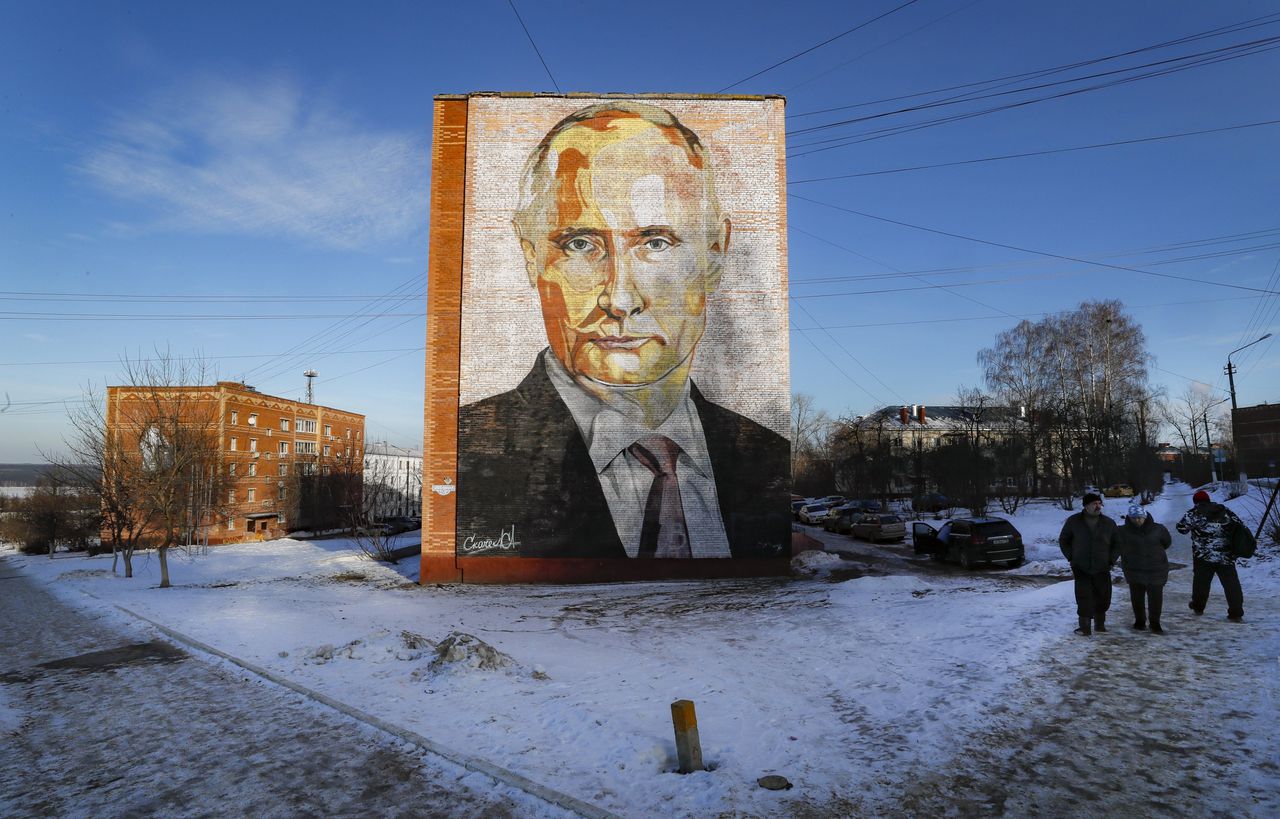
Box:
[516,113,731,387]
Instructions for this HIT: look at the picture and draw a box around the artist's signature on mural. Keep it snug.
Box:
[460,526,521,555]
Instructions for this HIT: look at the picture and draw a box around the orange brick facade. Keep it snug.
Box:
[107,381,365,545]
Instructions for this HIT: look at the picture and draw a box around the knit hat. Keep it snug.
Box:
[1126,501,1146,518]
[1193,489,1211,504]
[1082,492,1102,506]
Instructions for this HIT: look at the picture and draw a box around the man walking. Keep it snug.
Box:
[1059,492,1120,635]
[1176,489,1246,622]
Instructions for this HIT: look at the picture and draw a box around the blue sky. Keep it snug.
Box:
[2,0,1278,461]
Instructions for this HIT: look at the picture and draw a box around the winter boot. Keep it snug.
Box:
[1150,622,1164,634]
[1094,616,1107,633]
[1074,616,1092,636]
[1132,619,1146,630]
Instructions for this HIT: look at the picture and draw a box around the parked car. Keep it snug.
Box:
[823,505,859,534]
[798,502,836,525]
[1103,483,1135,498]
[913,493,949,515]
[850,513,906,543]
[791,500,809,520]
[912,517,1024,569]
[379,516,420,535]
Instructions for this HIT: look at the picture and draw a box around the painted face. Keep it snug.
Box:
[519,119,729,387]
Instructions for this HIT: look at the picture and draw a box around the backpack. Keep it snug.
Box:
[1229,520,1257,559]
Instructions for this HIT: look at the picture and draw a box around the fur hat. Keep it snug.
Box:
[1127,501,1146,518]
[1193,489,1211,504]
[1082,492,1102,506]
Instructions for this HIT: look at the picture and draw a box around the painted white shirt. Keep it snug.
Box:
[543,353,732,559]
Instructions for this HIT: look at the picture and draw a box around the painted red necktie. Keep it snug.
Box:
[628,434,691,558]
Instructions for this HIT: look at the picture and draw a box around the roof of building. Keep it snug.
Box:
[856,405,1024,430]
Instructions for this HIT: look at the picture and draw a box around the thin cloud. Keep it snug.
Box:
[79,74,426,250]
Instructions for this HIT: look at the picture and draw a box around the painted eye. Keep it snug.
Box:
[564,237,596,253]
[643,237,672,252]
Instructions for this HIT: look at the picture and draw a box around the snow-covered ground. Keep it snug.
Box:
[2,482,1276,816]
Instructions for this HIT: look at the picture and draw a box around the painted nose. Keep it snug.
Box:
[597,255,645,318]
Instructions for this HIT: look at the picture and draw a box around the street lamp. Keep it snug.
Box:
[1226,333,1272,411]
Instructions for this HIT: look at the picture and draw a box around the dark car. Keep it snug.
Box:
[850,513,906,543]
[379,516,420,535]
[823,504,859,534]
[912,517,1024,569]
[913,493,949,515]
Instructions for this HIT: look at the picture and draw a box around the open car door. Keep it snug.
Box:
[912,522,939,556]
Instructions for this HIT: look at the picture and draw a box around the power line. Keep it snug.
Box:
[0,291,427,303]
[0,347,424,368]
[789,193,1280,297]
[788,118,1280,184]
[717,0,923,92]
[784,0,987,94]
[788,38,1280,156]
[792,300,903,403]
[0,311,424,321]
[788,11,1280,119]
[507,0,561,93]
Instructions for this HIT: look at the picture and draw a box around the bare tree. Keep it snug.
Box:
[108,353,228,588]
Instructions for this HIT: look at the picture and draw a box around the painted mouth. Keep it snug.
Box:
[590,335,656,351]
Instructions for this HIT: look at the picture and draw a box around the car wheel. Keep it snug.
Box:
[959,551,974,570]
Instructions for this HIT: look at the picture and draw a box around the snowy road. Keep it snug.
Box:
[0,558,565,819]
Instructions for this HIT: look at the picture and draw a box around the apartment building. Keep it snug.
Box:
[106,381,365,544]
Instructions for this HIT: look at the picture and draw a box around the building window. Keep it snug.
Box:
[280,418,290,432]
[230,438,238,451]
[296,440,317,455]
[346,429,352,439]
[247,488,256,502]
[278,462,288,476]
[227,518,236,531]
[229,489,236,503]
[279,441,289,455]
[230,410,238,425]
[324,424,332,437]
[248,413,258,427]
[248,463,257,477]
[229,463,237,476]
[249,438,258,453]
[297,419,317,434]
[278,486,286,500]
[323,445,331,457]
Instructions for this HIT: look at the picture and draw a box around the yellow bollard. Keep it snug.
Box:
[670,699,704,773]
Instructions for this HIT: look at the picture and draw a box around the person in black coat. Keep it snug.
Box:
[1058,492,1119,635]
[1176,489,1246,621]
[1115,501,1172,633]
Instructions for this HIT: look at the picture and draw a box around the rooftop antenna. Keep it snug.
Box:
[303,370,318,404]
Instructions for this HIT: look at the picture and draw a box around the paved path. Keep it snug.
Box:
[889,488,1280,818]
[0,556,562,819]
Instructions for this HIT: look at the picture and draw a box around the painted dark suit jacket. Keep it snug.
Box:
[457,355,792,559]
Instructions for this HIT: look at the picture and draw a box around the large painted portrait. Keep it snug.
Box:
[454,95,790,560]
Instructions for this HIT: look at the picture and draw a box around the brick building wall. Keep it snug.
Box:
[1233,403,1280,478]
[422,92,791,583]
[107,381,365,545]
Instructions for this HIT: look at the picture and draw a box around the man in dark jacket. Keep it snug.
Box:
[1059,492,1120,635]
[1116,501,1172,633]
[1176,489,1246,621]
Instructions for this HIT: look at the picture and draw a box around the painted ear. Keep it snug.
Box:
[519,239,540,286]
[706,217,731,290]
